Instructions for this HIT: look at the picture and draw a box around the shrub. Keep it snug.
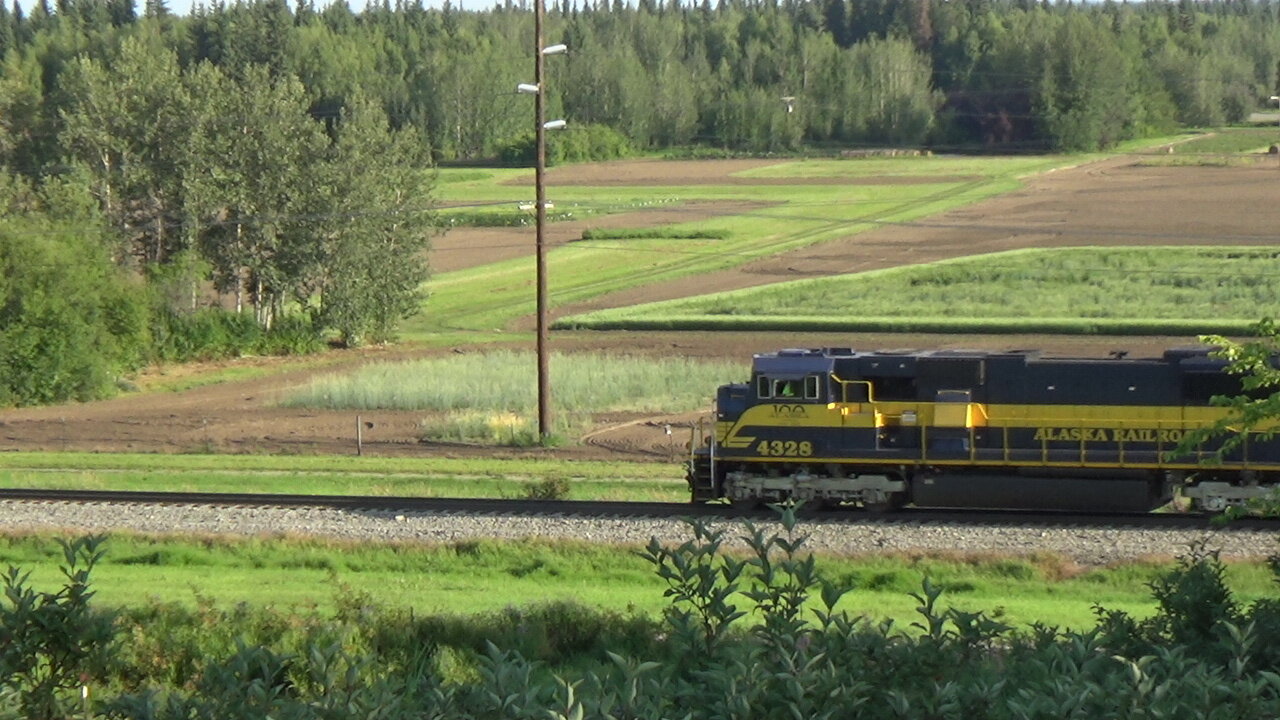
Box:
[495,123,633,166]
[0,537,116,720]
[255,314,325,356]
[522,477,571,500]
[0,224,149,406]
[149,308,322,362]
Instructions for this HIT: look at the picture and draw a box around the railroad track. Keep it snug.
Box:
[0,488,1270,531]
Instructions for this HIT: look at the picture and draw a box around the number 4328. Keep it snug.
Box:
[756,440,813,457]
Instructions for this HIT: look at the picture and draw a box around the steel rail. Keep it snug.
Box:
[0,489,1272,531]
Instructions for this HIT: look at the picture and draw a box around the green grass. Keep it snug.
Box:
[437,170,498,184]
[1,532,1273,630]
[282,350,744,443]
[0,452,686,500]
[1166,128,1280,154]
[408,154,1095,337]
[560,247,1280,335]
[1129,128,1280,166]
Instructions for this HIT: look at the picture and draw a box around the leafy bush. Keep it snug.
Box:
[149,308,323,362]
[0,537,115,719]
[496,123,633,166]
[521,477,571,500]
[256,314,326,357]
[0,223,149,406]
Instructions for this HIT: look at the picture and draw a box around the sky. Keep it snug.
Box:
[12,0,480,16]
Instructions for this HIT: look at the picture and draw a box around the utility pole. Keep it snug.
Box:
[534,0,550,441]
[518,3,565,442]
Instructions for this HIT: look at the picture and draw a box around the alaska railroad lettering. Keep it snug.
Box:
[1031,427,1188,443]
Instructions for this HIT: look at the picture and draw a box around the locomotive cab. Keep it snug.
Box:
[750,348,842,405]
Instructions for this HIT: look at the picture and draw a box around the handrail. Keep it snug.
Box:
[830,373,874,404]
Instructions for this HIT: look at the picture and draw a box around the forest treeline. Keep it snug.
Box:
[1,0,1278,406]
[4,0,1273,159]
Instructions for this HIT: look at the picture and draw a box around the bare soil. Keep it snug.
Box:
[4,154,1279,465]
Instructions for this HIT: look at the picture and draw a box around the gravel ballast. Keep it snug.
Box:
[1,500,1276,566]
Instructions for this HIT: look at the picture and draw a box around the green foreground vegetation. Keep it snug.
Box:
[6,515,1280,719]
[562,247,1280,334]
[0,530,1271,628]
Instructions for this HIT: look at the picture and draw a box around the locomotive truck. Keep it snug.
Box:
[687,346,1279,513]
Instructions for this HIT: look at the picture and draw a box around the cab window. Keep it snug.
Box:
[773,379,801,398]
[758,375,821,400]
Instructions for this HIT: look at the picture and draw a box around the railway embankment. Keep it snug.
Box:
[1,499,1273,566]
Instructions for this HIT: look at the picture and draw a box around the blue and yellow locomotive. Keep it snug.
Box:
[687,347,1280,512]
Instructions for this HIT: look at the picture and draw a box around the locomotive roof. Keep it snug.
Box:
[751,346,1222,371]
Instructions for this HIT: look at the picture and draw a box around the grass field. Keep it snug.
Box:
[409,154,1088,336]
[283,351,744,442]
[1165,128,1280,154]
[560,247,1280,335]
[1129,128,1280,167]
[0,452,686,500]
[0,531,1273,630]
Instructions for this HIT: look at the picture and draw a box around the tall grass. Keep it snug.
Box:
[285,351,742,413]
[561,247,1280,334]
[283,351,745,443]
